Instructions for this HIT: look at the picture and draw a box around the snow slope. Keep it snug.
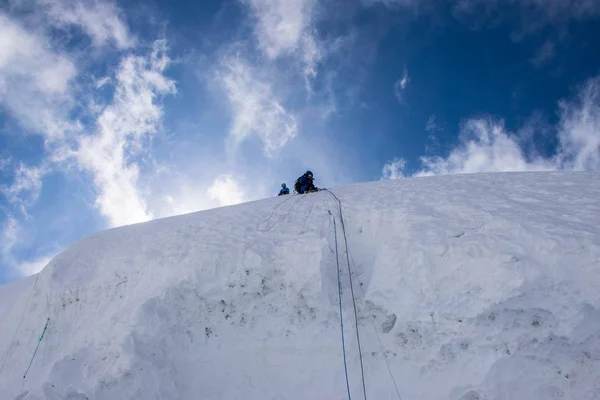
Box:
[1,172,600,400]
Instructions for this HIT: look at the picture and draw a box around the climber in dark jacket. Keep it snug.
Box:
[279,183,290,196]
[294,171,319,194]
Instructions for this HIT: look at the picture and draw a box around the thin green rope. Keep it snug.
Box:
[23,317,50,379]
[0,274,40,380]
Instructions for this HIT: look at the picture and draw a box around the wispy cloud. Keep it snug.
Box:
[383,74,600,178]
[426,114,441,133]
[425,114,442,153]
[213,0,338,162]
[217,56,298,156]
[244,0,321,80]
[0,13,77,141]
[16,254,54,276]
[208,175,245,207]
[530,40,556,67]
[75,40,176,227]
[40,0,135,49]
[0,0,135,143]
[0,163,47,216]
[394,65,410,104]
[95,76,112,89]
[0,215,56,279]
[0,217,19,268]
[382,158,407,180]
[0,156,12,172]
[417,118,557,176]
[556,76,600,171]
[0,216,22,280]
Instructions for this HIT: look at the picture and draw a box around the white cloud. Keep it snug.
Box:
[556,76,600,171]
[218,57,298,156]
[207,175,245,207]
[301,33,322,82]
[416,119,557,176]
[0,163,47,215]
[384,74,600,178]
[0,0,136,144]
[0,13,78,141]
[0,217,19,268]
[0,0,134,141]
[0,216,55,278]
[76,40,176,227]
[244,0,321,78]
[213,0,325,162]
[394,65,410,103]
[399,65,409,90]
[40,0,134,49]
[17,254,54,276]
[426,114,441,133]
[95,76,112,89]
[147,164,269,218]
[382,117,557,180]
[0,156,11,171]
[531,40,556,67]
[246,0,309,58]
[382,158,407,179]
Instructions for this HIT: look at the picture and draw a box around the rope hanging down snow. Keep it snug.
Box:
[347,250,404,400]
[23,317,50,379]
[326,188,403,400]
[257,194,306,232]
[0,273,41,380]
[329,210,352,400]
[325,190,368,400]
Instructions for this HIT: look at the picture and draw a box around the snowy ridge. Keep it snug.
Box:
[1,172,600,400]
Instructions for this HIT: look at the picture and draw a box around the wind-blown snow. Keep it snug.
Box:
[1,172,600,400]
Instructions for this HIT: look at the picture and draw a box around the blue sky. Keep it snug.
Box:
[1,0,600,283]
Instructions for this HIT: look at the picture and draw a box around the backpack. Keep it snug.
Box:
[295,174,315,193]
[294,177,302,193]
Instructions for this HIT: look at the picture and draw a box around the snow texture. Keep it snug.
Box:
[1,172,600,400]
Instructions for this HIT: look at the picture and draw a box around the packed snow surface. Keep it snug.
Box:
[1,172,600,400]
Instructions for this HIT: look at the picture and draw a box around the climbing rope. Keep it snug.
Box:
[257,194,306,232]
[329,210,352,400]
[325,189,368,400]
[324,189,402,400]
[347,250,403,400]
[0,273,41,381]
[22,317,50,379]
[1,266,55,395]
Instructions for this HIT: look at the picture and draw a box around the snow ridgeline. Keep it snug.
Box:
[1,172,600,400]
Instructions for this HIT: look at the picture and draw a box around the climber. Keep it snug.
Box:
[294,171,319,194]
[279,183,290,196]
